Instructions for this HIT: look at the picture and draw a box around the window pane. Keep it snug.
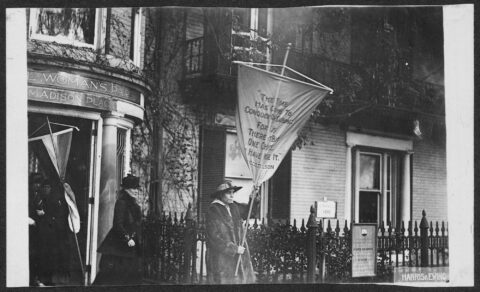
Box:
[359,191,378,223]
[359,154,380,190]
[258,8,268,36]
[386,155,391,190]
[35,8,96,44]
[232,8,250,31]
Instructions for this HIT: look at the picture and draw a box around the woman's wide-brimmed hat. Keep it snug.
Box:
[122,174,140,189]
[211,180,242,198]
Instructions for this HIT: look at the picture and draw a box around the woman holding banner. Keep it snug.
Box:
[206,180,260,284]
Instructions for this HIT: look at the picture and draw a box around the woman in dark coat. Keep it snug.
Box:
[36,179,71,286]
[206,180,260,284]
[95,174,143,285]
[28,173,44,286]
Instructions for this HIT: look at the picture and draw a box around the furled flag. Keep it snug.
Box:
[235,63,332,186]
[28,128,81,233]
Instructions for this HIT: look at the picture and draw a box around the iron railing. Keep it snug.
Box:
[142,208,448,284]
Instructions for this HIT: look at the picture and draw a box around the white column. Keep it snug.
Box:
[97,114,134,247]
[6,8,29,287]
[382,154,388,224]
[97,114,120,248]
[123,128,132,176]
[354,150,360,223]
[400,151,412,224]
[344,143,353,224]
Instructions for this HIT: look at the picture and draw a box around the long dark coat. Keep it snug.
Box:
[206,201,256,284]
[28,187,43,284]
[36,187,70,283]
[95,190,142,285]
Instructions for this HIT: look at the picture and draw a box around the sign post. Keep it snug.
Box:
[351,223,377,278]
[315,198,336,281]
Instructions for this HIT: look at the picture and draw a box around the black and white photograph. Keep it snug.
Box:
[5,2,474,289]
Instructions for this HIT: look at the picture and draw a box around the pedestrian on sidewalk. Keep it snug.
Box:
[95,174,143,285]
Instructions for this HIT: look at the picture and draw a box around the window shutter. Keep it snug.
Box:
[269,151,291,219]
[186,8,204,40]
[198,127,226,220]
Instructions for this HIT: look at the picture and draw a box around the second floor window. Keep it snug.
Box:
[29,8,103,48]
[129,8,142,66]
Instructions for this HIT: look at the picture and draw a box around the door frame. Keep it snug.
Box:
[347,131,413,224]
[29,105,103,285]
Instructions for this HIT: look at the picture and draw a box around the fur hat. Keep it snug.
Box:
[211,180,242,198]
[122,174,140,189]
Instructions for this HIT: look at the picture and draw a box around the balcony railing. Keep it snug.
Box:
[184,31,269,78]
[183,38,444,116]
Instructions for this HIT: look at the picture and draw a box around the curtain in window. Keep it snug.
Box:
[36,8,96,44]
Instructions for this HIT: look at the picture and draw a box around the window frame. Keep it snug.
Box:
[355,148,400,226]
[130,7,143,67]
[29,8,106,49]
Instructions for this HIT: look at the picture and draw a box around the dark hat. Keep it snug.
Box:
[211,180,242,198]
[122,174,140,189]
[30,173,44,184]
[42,179,53,187]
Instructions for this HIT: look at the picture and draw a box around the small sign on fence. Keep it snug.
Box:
[315,199,336,219]
[351,223,377,278]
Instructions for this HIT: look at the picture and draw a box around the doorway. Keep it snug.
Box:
[28,113,94,285]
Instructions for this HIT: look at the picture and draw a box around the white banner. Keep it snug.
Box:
[235,63,330,186]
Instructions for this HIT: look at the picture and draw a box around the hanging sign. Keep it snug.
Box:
[235,63,330,186]
[352,223,377,278]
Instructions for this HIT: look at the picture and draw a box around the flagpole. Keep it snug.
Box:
[234,43,292,277]
[234,186,259,277]
[46,117,85,282]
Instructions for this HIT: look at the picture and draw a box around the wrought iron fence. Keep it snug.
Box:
[142,212,189,283]
[141,208,448,284]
